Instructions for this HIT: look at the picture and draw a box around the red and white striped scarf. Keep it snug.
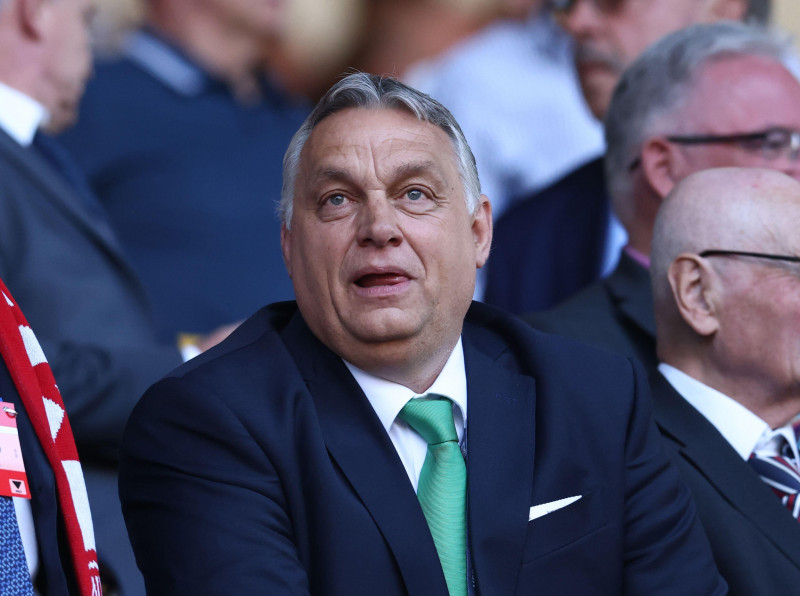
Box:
[0,278,102,595]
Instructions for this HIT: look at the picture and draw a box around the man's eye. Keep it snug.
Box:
[328,194,346,206]
[407,189,423,200]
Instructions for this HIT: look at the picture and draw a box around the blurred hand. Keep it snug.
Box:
[196,322,241,352]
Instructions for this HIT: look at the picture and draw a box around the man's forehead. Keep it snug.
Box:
[674,57,800,127]
[307,107,446,146]
[300,107,458,175]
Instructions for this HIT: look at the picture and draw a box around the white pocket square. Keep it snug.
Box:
[528,495,582,521]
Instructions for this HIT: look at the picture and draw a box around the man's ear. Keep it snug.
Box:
[641,137,685,200]
[280,223,293,279]
[18,0,48,39]
[472,195,492,269]
[668,254,719,337]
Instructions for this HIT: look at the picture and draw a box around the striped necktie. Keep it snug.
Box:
[399,395,467,596]
[749,427,800,519]
[0,496,35,595]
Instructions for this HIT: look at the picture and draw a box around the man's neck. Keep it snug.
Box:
[147,12,263,101]
[668,356,800,429]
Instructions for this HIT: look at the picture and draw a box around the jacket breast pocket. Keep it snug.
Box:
[521,487,608,563]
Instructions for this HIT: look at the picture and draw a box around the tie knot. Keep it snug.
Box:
[755,431,793,459]
[398,395,458,445]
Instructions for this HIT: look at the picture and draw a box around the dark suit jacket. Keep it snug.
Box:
[0,128,183,594]
[525,252,657,371]
[59,29,309,341]
[484,157,611,314]
[651,371,800,595]
[120,301,725,595]
[0,356,79,595]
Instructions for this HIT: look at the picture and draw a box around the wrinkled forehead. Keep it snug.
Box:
[298,107,461,181]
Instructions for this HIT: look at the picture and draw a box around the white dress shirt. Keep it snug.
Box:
[345,339,467,492]
[0,80,47,578]
[659,363,799,461]
[0,81,47,146]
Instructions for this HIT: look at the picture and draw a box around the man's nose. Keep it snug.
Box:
[356,196,403,247]
[558,0,604,39]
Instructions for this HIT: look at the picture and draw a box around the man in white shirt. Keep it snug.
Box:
[650,166,800,593]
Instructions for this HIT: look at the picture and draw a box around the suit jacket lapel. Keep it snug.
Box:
[463,333,536,595]
[0,129,134,273]
[281,314,449,595]
[651,372,800,568]
[606,252,656,339]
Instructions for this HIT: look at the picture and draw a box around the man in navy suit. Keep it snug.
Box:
[119,73,725,594]
[649,167,800,592]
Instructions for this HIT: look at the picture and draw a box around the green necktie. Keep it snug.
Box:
[399,395,467,596]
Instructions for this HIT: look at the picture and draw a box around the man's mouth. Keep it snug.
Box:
[574,44,625,74]
[355,273,408,288]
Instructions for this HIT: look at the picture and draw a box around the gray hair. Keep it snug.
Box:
[604,21,790,225]
[279,72,481,226]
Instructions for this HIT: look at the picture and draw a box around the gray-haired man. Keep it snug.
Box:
[119,72,724,595]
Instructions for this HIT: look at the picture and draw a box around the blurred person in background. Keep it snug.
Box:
[0,0,234,591]
[526,22,800,372]
[60,0,309,344]
[405,0,603,224]
[484,0,769,313]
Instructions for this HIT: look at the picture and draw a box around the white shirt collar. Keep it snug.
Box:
[345,338,468,441]
[659,363,776,460]
[123,30,207,96]
[0,81,48,146]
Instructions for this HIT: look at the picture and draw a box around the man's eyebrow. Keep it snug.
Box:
[393,162,447,187]
[309,168,354,186]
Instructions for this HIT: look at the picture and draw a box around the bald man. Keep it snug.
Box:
[650,167,800,593]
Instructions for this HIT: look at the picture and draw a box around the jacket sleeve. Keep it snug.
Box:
[119,374,311,595]
[40,339,182,462]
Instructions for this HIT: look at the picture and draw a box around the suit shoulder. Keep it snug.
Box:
[524,279,612,329]
[173,301,295,366]
[492,157,608,256]
[467,301,637,381]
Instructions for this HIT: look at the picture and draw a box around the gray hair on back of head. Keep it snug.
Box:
[604,21,790,225]
[278,72,481,227]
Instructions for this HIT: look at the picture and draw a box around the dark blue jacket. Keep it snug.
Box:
[485,157,611,315]
[60,30,309,340]
[120,301,725,595]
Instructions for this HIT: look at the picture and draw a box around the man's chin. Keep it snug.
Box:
[577,73,618,120]
[343,309,425,345]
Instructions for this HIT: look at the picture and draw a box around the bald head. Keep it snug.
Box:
[652,167,800,304]
[652,167,800,424]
